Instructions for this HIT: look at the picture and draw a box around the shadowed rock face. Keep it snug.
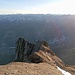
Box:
[15,38,64,68]
[6,38,75,75]
[15,38,35,62]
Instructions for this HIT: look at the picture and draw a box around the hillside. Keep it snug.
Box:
[0,14,75,65]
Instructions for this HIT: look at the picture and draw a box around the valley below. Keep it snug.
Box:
[0,14,75,75]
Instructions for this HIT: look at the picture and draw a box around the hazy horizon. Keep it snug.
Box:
[0,13,74,15]
[0,0,75,15]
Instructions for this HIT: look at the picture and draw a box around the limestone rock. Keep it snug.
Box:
[15,38,35,62]
[15,38,64,68]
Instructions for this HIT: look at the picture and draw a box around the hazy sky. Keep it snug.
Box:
[0,0,75,14]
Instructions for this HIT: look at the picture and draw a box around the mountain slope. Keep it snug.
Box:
[14,38,75,75]
[0,62,64,75]
[1,14,75,65]
[0,38,75,75]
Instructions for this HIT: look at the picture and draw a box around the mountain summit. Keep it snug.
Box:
[14,38,75,75]
[15,38,64,67]
[0,38,75,75]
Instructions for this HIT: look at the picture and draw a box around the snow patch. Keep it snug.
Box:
[57,66,71,75]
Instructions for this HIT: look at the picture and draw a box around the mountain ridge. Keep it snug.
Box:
[0,38,75,75]
[1,14,75,65]
[14,38,75,75]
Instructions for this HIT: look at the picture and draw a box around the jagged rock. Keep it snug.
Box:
[15,38,64,68]
[15,38,35,62]
[1,38,74,75]
[15,38,25,62]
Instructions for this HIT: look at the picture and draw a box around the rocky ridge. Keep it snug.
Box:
[15,38,64,67]
[0,38,75,75]
[15,38,75,75]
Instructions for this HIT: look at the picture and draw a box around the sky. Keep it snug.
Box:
[0,0,75,14]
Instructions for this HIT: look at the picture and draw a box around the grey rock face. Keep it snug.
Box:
[15,38,64,69]
[15,38,35,62]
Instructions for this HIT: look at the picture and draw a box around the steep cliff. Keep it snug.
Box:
[0,38,75,75]
[15,38,64,68]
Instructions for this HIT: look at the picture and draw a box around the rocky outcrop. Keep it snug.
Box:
[15,38,35,62]
[15,38,65,68]
[0,38,75,75]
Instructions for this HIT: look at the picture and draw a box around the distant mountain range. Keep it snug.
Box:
[0,14,75,65]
